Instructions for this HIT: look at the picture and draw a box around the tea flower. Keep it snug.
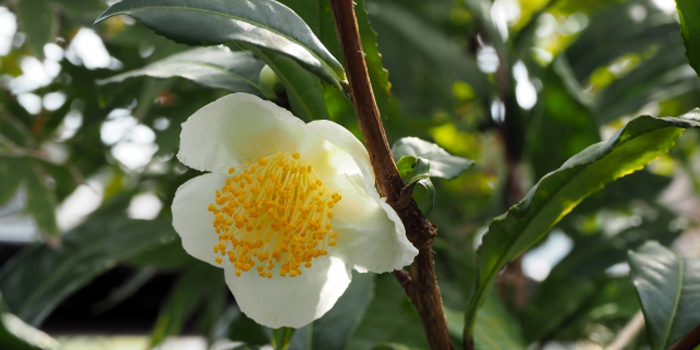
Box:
[171,93,418,328]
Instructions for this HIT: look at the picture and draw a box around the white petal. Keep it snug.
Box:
[177,93,313,175]
[306,120,374,185]
[225,256,352,329]
[172,173,226,267]
[330,174,418,273]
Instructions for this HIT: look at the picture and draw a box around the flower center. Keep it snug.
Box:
[208,151,342,279]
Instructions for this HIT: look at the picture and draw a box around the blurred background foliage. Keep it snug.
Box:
[0,0,699,349]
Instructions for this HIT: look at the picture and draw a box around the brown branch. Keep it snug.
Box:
[329,1,452,349]
[669,323,700,350]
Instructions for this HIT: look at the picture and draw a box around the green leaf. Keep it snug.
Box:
[464,110,700,341]
[273,327,295,350]
[445,296,526,349]
[0,157,25,207]
[397,156,430,186]
[412,179,435,216]
[370,3,490,98]
[354,0,396,118]
[346,274,428,350]
[565,1,679,83]
[53,0,104,12]
[473,296,527,350]
[150,263,223,348]
[393,137,474,180]
[396,156,417,182]
[99,46,265,95]
[311,272,374,350]
[677,0,700,77]
[628,241,700,350]
[94,0,345,87]
[0,157,61,237]
[527,57,599,179]
[596,45,700,123]
[0,293,58,350]
[0,210,178,326]
[24,160,59,238]
[371,344,421,350]
[246,45,330,121]
[395,156,435,215]
[17,0,53,60]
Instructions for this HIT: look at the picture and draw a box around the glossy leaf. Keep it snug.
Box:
[677,0,700,77]
[246,44,330,121]
[99,47,265,95]
[464,110,700,340]
[393,137,474,180]
[0,204,178,325]
[0,294,58,350]
[17,0,53,60]
[94,0,345,87]
[628,241,700,350]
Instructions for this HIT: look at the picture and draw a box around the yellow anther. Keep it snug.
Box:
[210,152,342,279]
[228,167,236,174]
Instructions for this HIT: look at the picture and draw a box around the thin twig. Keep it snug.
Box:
[669,323,700,350]
[329,1,452,349]
[605,311,645,350]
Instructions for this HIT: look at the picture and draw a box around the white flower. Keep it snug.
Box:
[171,93,418,329]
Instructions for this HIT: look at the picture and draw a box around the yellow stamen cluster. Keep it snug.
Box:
[208,151,342,279]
